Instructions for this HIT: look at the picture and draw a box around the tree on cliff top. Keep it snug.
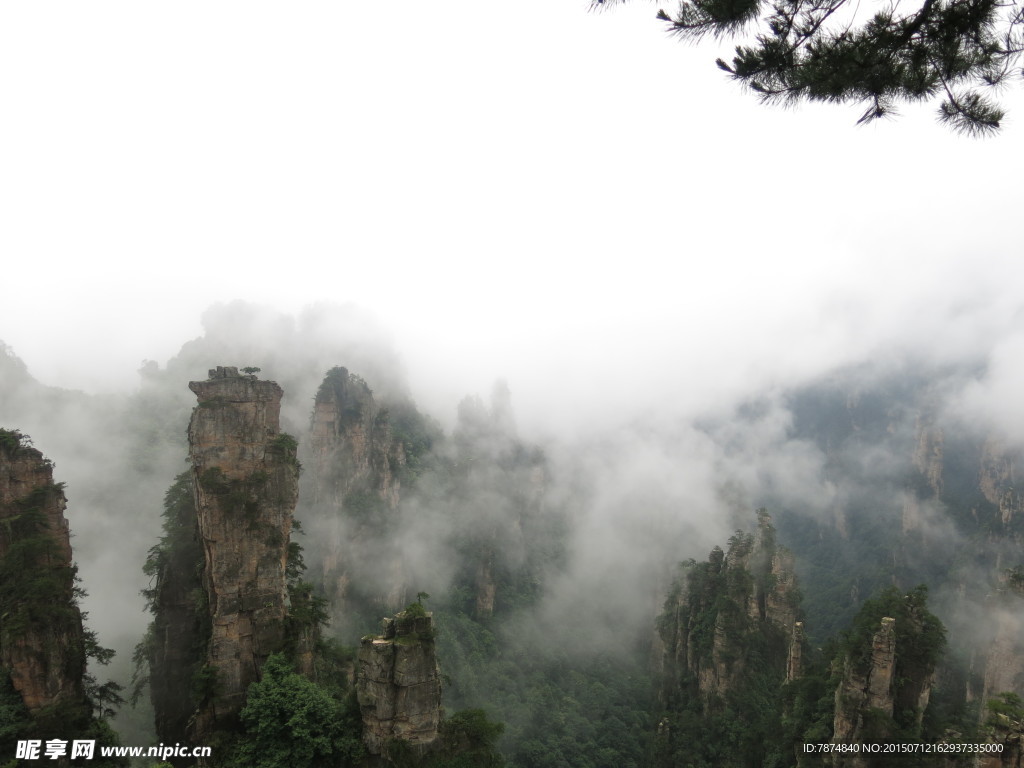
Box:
[595,0,1024,134]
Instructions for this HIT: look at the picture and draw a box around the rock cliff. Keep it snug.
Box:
[903,413,944,533]
[0,429,86,715]
[654,511,804,765]
[356,608,443,762]
[968,573,1024,768]
[980,439,1023,528]
[787,621,805,682]
[145,471,206,750]
[309,367,407,618]
[781,373,1024,723]
[970,442,1024,743]
[979,714,1024,768]
[827,587,942,767]
[831,617,897,750]
[187,366,300,736]
[979,600,1024,718]
[310,367,404,511]
[449,386,546,620]
[659,510,801,703]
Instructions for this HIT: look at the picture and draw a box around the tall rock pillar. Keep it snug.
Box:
[356,608,443,761]
[309,367,406,620]
[0,429,86,715]
[187,367,299,734]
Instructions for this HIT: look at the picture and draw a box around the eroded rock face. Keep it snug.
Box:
[148,472,206,750]
[450,386,545,620]
[474,555,497,617]
[978,718,1024,768]
[0,431,85,713]
[310,367,407,615]
[973,577,1024,744]
[903,415,944,533]
[829,611,938,768]
[787,622,804,682]
[829,618,896,768]
[866,617,897,712]
[913,415,945,498]
[187,367,299,734]
[981,607,1024,713]
[980,439,1023,528]
[356,611,443,759]
[654,512,805,766]
[310,367,404,511]
[658,512,801,703]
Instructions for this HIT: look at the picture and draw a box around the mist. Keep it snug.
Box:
[3,283,1023,692]
[1,0,1023,760]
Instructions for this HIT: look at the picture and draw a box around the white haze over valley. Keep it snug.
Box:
[3,295,1024,692]
[2,0,1024,747]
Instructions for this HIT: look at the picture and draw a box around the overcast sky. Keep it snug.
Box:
[2,1,1023,436]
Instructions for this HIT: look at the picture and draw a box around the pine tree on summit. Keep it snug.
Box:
[596,0,1024,134]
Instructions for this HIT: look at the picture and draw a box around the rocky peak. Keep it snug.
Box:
[309,366,404,510]
[356,608,443,761]
[186,367,299,736]
[0,433,71,565]
[912,413,944,497]
[866,616,897,712]
[653,512,805,766]
[0,429,85,714]
[830,616,898,767]
[903,413,945,533]
[977,587,1024,729]
[309,367,409,621]
[829,588,943,765]
[453,391,545,620]
[657,511,801,704]
[787,621,804,682]
[188,366,287,477]
[980,439,1023,527]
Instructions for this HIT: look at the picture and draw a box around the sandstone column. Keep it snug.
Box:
[0,429,86,715]
[187,367,299,733]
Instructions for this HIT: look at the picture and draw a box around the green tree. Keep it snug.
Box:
[986,692,1024,725]
[227,654,362,768]
[429,709,506,768]
[596,0,1024,133]
[0,672,31,762]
